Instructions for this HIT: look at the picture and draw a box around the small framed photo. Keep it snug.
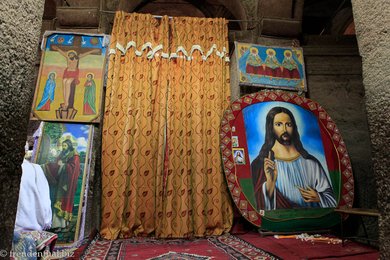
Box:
[233,148,246,165]
[232,136,239,147]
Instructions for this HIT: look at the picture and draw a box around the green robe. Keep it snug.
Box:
[83,79,96,115]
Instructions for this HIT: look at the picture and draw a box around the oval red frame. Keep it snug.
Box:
[220,91,354,227]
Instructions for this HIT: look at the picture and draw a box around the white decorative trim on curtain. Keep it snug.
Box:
[109,42,230,61]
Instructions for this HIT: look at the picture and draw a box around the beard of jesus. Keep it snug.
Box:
[59,146,71,158]
[276,132,292,146]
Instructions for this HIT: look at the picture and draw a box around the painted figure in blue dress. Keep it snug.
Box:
[251,107,337,210]
[36,72,57,111]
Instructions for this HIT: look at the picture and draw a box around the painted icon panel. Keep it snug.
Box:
[235,42,306,92]
[245,102,336,211]
[34,122,93,244]
[220,91,353,231]
[32,31,109,122]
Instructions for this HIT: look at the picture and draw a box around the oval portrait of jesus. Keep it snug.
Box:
[220,91,354,231]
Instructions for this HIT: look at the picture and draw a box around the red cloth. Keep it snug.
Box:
[264,67,282,78]
[246,64,266,75]
[37,100,50,111]
[63,69,80,85]
[45,153,80,216]
[83,103,95,115]
[61,154,80,213]
[282,68,300,79]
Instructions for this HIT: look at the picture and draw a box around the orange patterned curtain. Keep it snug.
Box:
[101,12,232,239]
[156,17,233,237]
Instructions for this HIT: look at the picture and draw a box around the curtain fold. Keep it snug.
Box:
[101,12,232,239]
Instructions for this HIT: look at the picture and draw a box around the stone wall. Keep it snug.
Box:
[303,36,378,242]
[0,0,44,256]
[351,0,390,257]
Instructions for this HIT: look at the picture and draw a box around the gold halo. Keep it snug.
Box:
[284,50,292,57]
[67,49,77,56]
[58,134,78,150]
[266,48,275,56]
[250,47,258,55]
[86,72,95,78]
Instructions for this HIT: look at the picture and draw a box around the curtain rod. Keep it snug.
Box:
[99,10,259,23]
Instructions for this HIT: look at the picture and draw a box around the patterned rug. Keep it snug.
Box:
[80,233,279,259]
[235,232,379,260]
[77,232,379,260]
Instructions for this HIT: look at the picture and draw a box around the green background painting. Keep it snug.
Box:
[35,122,92,244]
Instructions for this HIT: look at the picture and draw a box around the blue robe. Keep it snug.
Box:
[36,78,56,110]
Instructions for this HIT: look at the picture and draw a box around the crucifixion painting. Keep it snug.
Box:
[32,32,108,122]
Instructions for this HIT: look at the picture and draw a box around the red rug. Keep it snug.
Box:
[236,232,379,260]
[80,234,279,259]
[78,232,378,259]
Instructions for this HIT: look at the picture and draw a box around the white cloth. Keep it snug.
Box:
[262,156,337,210]
[15,160,52,231]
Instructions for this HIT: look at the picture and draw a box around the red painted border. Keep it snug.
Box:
[220,91,354,227]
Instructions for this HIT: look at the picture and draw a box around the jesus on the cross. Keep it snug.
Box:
[52,45,100,110]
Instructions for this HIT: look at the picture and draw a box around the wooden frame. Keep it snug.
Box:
[235,42,307,92]
[34,122,93,244]
[31,31,109,123]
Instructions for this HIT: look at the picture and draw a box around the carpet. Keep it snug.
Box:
[80,234,279,259]
[236,232,379,260]
[78,232,379,259]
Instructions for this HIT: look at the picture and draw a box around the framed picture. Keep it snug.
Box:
[232,136,239,147]
[31,31,109,123]
[233,148,246,165]
[34,122,93,244]
[220,91,354,231]
[235,42,307,92]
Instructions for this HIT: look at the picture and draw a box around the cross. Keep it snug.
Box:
[48,34,102,119]
[49,35,102,56]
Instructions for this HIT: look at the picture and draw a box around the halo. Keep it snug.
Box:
[266,48,275,56]
[58,134,78,150]
[86,72,95,78]
[284,50,292,57]
[67,49,77,56]
[48,71,57,78]
[250,47,258,55]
